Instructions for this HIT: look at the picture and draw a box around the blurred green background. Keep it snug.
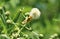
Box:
[0,0,60,39]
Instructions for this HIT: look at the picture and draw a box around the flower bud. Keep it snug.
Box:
[39,34,44,37]
[5,11,10,16]
[23,34,28,38]
[6,20,12,24]
[18,9,22,13]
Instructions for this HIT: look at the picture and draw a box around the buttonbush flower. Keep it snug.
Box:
[22,8,41,24]
[29,8,41,19]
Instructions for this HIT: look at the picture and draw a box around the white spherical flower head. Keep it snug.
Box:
[29,8,41,19]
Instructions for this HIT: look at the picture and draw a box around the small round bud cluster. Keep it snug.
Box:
[12,33,18,37]
[25,12,29,16]
[49,33,58,39]
[17,38,20,39]
[51,33,58,38]
[39,34,44,37]
[5,11,10,16]
[6,20,13,24]
[23,34,28,38]
[15,27,19,30]
[39,34,44,39]
[14,27,20,33]
[18,9,22,13]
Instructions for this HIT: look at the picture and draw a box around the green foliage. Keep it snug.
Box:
[0,0,60,39]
